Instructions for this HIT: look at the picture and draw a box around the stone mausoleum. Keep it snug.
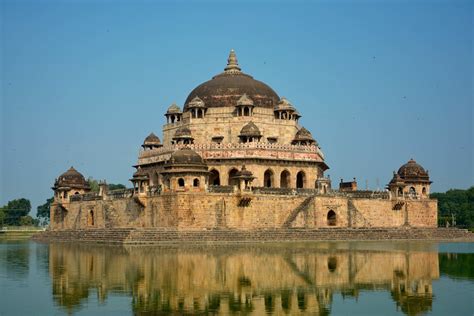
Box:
[49,50,437,231]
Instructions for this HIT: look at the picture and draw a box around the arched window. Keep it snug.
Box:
[228,168,239,186]
[327,210,336,226]
[178,178,185,187]
[193,178,200,187]
[264,169,274,188]
[243,107,250,116]
[422,187,427,196]
[74,192,80,195]
[296,171,306,189]
[409,187,416,198]
[88,210,94,226]
[209,169,220,186]
[280,170,290,188]
[398,187,403,196]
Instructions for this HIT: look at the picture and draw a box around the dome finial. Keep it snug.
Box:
[224,49,241,73]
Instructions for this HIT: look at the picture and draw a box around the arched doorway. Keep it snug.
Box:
[327,210,336,226]
[209,169,220,186]
[296,171,306,189]
[409,187,416,198]
[422,187,427,196]
[228,168,239,186]
[264,169,274,188]
[280,170,290,188]
[193,178,200,187]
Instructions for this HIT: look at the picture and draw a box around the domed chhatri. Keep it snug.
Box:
[49,49,437,233]
[184,50,279,110]
[388,159,432,198]
[52,167,90,202]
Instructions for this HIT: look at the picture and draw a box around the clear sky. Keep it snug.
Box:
[1,0,473,213]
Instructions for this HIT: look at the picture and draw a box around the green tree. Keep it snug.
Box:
[37,197,54,223]
[432,186,474,228]
[108,183,126,191]
[88,177,127,192]
[19,215,38,226]
[0,207,5,226]
[87,177,100,193]
[2,198,31,226]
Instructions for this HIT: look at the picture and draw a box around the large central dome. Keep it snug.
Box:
[184,50,280,111]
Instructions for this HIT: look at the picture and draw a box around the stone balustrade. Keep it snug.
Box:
[137,142,325,165]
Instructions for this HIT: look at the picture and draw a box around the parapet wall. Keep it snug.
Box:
[50,192,437,230]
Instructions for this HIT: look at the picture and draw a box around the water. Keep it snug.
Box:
[0,240,473,315]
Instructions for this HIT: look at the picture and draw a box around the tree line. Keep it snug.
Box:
[431,186,474,228]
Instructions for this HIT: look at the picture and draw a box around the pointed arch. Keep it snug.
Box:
[280,170,291,188]
[327,210,336,226]
[264,169,274,188]
[209,169,220,186]
[296,171,306,189]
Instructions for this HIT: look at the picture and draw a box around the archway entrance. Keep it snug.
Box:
[296,171,306,189]
[87,210,95,227]
[209,170,220,186]
[327,210,336,226]
[264,169,274,188]
[280,170,290,188]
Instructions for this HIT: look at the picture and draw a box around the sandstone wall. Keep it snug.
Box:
[51,193,437,230]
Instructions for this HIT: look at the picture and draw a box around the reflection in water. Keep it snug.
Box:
[0,242,30,280]
[45,242,451,315]
[439,253,474,280]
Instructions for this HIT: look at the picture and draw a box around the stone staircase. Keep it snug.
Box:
[32,227,474,244]
[282,196,315,228]
[33,228,135,243]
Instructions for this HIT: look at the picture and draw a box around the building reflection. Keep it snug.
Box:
[48,242,440,315]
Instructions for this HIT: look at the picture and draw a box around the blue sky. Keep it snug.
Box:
[1,0,472,212]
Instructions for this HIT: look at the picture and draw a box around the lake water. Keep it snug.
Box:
[0,240,472,315]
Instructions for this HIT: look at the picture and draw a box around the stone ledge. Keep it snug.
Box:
[32,228,474,244]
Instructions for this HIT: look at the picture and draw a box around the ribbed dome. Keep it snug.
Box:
[397,159,429,180]
[166,103,182,114]
[294,127,314,142]
[240,122,261,137]
[170,148,205,165]
[143,133,161,146]
[184,50,279,111]
[54,167,89,189]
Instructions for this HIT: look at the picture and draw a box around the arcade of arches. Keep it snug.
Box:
[207,166,316,189]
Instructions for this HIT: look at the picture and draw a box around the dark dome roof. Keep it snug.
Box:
[184,50,279,111]
[55,167,89,189]
[174,126,192,138]
[397,159,429,180]
[240,122,261,137]
[294,127,314,142]
[143,133,161,146]
[170,148,205,165]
